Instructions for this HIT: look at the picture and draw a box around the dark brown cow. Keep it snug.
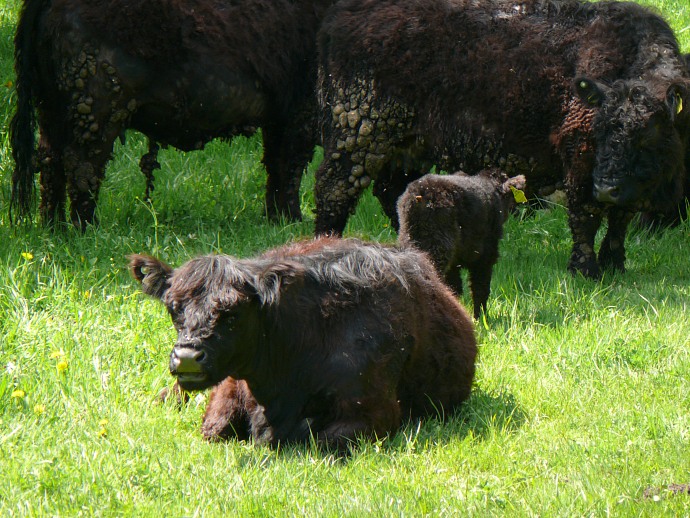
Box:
[10,0,336,228]
[130,237,477,449]
[314,0,690,278]
[640,52,690,228]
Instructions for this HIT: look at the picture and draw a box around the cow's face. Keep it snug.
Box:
[162,285,258,393]
[129,254,303,391]
[575,77,688,210]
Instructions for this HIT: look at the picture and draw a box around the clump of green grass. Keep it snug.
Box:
[1,1,690,515]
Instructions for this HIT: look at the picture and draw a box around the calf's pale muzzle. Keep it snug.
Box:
[170,346,207,382]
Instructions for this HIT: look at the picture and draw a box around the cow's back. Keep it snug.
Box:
[319,0,683,182]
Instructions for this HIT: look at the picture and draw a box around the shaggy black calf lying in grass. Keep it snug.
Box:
[130,237,477,449]
[397,169,526,319]
[314,0,690,278]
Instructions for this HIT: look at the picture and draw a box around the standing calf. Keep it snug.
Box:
[130,237,477,449]
[397,169,525,318]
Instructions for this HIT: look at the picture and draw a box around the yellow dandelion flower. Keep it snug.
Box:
[21,252,34,260]
[56,360,68,373]
[98,428,108,437]
[83,290,92,299]
[99,418,109,426]
[11,389,25,399]
[34,404,46,415]
[50,350,65,359]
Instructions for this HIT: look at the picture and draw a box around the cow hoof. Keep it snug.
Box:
[598,254,626,274]
[567,260,601,279]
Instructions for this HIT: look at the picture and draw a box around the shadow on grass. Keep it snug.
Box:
[222,387,527,465]
[390,387,526,449]
[194,387,526,467]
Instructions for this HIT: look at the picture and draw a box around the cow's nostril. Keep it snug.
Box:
[594,184,621,204]
[172,347,205,373]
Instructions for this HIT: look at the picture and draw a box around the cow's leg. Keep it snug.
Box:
[409,232,462,294]
[201,377,255,442]
[567,203,603,278]
[444,267,464,296]
[262,102,317,221]
[139,140,160,201]
[36,132,67,226]
[315,83,413,235]
[263,127,304,221]
[58,46,136,229]
[598,208,634,273]
[30,103,72,226]
[433,246,463,295]
[372,162,425,230]
[314,349,407,450]
[468,263,494,319]
[63,143,113,230]
[315,397,401,451]
[314,142,367,235]
[63,104,129,228]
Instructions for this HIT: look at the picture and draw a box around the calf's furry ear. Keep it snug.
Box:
[504,174,527,193]
[666,83,686,119]
[251,260,305,306]
[128,254,173,299]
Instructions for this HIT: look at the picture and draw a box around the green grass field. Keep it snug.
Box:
[1,1,689,515]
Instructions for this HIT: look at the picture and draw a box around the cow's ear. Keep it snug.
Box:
[128,254,173,300]
[251,260,305,306]
[666,83,686,119]
[575,77,606,107]
[503,174,528,203]
[503,174,527,194]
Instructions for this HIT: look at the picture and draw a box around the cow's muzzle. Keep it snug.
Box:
[593,183,621,205]
[170,346,207,383]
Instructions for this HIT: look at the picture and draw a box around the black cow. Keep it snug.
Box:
[130,237,477,449]
[314,0,690,277]
[640,52,690,228]
[10,0,336,228]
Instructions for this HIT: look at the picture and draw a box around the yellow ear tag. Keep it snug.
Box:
[510,185,528,203]
[676,93,683,115]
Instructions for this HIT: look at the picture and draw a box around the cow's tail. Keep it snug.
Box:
[9,0,48,223]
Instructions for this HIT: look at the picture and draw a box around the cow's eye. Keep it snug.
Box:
[219,312,237,326]
[166,301,183,319]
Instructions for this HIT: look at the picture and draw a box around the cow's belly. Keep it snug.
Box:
[111,51,269,149]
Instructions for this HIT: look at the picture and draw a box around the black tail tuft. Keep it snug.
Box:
[9,0,49,223]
